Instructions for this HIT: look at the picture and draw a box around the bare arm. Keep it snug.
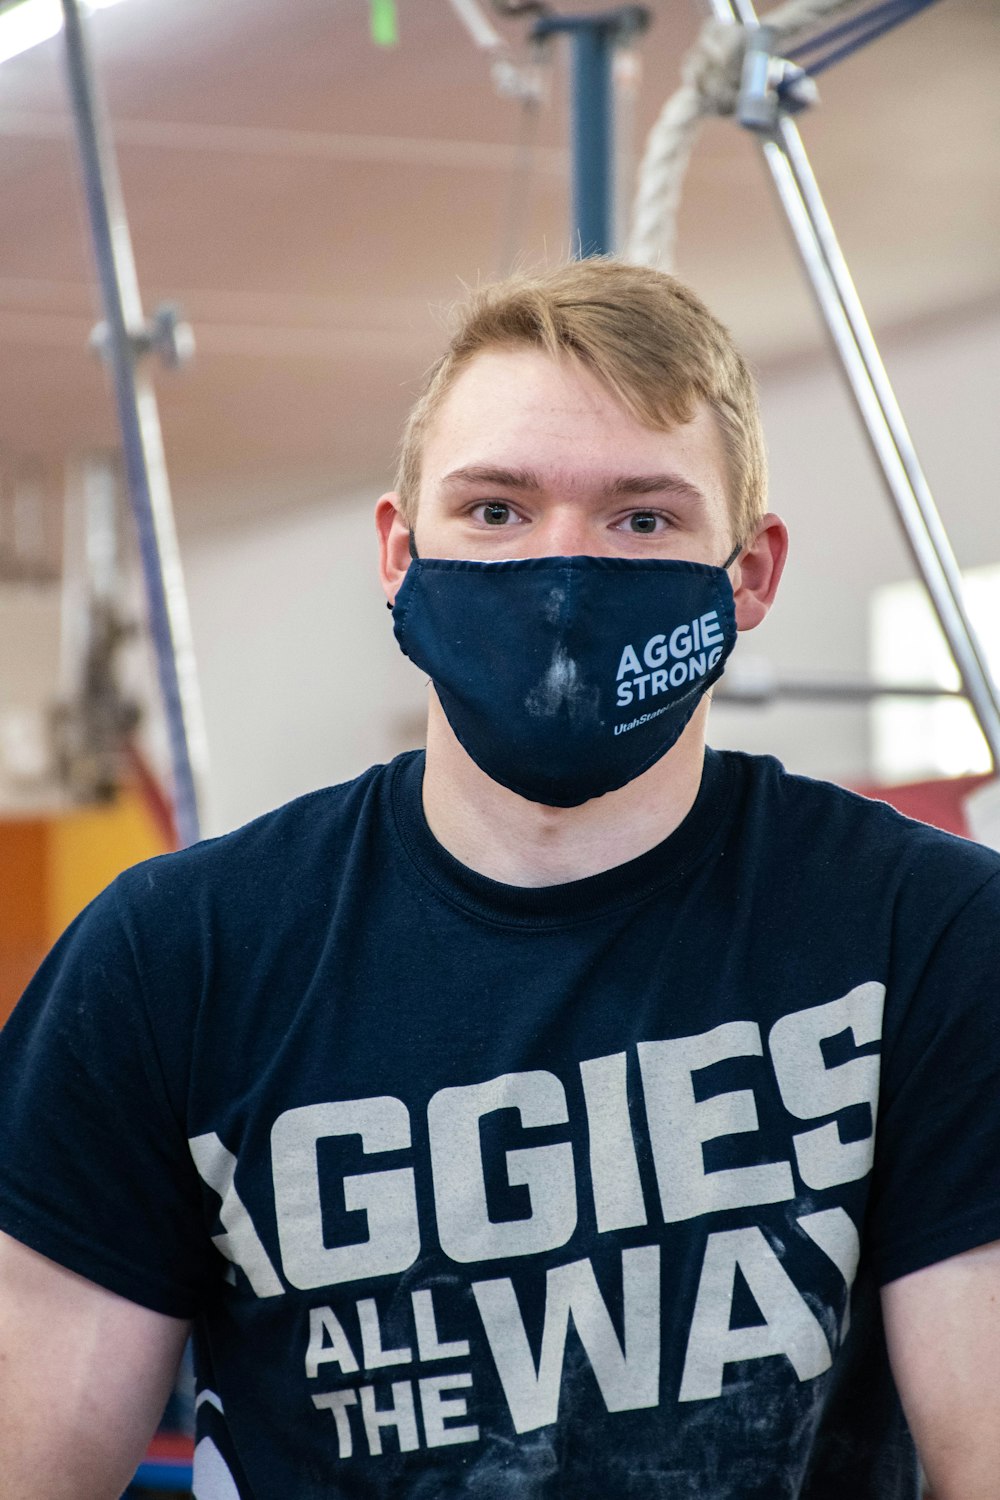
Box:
[882,1238,1000,1500]
[0,1229,191,1500]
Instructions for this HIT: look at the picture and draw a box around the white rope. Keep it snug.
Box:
[625,0,863,269]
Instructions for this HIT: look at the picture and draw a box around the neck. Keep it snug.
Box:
[420,693,709,887]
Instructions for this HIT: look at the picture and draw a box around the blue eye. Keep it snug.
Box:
[628,513,660,534]
[482,503,511,526]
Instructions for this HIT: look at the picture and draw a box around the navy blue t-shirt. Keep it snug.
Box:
[1,748,999,1499]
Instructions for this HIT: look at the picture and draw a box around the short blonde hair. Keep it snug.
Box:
[395,259,767,546]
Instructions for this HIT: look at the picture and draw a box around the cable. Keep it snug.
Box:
[785,0,941,83]
[490,1,551,17]
[789,0,935,60]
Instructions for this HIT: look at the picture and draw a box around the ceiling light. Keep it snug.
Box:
[0,0,131,67]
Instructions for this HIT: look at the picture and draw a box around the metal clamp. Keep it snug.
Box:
[738,24,818,131]
[89,301,195,370]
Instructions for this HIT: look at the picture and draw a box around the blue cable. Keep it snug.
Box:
[781,0,941,84]
[788,0,936,60]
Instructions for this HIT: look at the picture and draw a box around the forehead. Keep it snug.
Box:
[419,347,730,509]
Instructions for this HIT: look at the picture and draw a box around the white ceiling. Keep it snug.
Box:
[0,0,996,540]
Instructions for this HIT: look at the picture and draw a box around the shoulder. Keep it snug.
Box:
[101,754,419,970]
[117,755,410,902]
[718,747,1000,912]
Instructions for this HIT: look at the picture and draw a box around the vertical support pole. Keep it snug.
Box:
[568,21,614,256]
[705,0,1000,770]
[60,0,208,842]
[534,8,650,258]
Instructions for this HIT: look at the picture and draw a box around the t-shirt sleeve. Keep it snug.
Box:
[868,868,1000,1286]
[0,875,214,1318]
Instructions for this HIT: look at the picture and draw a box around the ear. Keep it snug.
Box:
[375,493,412,605]
[730,513,789,632]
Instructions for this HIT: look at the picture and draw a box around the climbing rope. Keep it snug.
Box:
[625,0,938,269]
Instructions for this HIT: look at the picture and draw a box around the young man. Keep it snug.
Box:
[1,260,999,1500]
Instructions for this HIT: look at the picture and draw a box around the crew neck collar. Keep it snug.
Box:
[389,748,737,929]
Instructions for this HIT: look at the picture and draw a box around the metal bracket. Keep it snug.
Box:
[89,301,195,370]
[738,24,818,132]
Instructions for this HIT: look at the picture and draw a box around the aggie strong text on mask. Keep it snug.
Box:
[615,611,726,708]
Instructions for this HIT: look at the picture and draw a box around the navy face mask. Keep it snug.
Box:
[391,545,739,807]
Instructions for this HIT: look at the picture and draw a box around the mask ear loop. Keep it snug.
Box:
[721,540,741,569]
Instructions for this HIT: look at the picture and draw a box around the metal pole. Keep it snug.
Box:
[570,21,613,256]
[60,0,208,843]
[534,8,650,258]
[704,0,1000,771]
[717,678,967,705]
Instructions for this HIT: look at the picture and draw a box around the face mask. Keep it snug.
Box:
[391,545,739,808]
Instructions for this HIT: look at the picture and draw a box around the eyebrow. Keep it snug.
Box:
[608,474,707,508]
[440,465,708,508]
[440,465,541,492]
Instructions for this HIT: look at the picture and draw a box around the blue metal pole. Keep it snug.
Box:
[569,21,612,256]
[534,9,649,259]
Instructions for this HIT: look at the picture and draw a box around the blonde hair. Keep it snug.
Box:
[394,259,767,547]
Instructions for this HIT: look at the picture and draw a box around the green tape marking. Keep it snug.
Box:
[370,0,399,47]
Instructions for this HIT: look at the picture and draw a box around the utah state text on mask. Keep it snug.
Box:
[616,610,726,707]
